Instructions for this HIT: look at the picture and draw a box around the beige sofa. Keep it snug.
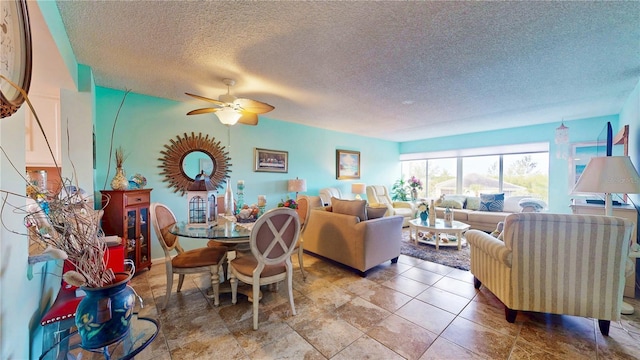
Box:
[303,198,404,275]
[467,213,634,336]
[434,195,545,232]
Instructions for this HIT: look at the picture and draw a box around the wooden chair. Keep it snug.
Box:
[150,202,227,308]
[228,207,300,330]
[294,195,311,280]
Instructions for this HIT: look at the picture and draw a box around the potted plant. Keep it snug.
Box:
[391,179,409,201]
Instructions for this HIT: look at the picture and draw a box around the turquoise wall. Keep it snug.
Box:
[399,115,619,213]
[93,87,400,259]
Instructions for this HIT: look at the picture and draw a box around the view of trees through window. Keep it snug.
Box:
[401,152,549,202]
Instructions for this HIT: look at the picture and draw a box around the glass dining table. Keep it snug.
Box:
[168,216,260,302]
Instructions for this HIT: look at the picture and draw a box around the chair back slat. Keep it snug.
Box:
[150,203,179,251]
[296,195,310,230]
[251,208,300,266]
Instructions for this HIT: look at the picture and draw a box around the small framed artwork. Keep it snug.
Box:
[254,148,288,173]
[336,149,360,179]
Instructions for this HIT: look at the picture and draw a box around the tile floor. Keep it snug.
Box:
[128,252,640,359]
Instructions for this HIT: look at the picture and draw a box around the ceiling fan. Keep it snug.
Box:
[186,78,274,126]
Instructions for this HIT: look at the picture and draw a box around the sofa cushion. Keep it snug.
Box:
[466,196,480,210]
[331,197,367,221]
[366,206,388,220]
[479,193,505,212]
[440,198,464,209]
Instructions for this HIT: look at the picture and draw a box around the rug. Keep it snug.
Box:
[400,229,471,271]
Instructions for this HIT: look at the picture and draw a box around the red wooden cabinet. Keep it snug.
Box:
[100,189,152,273]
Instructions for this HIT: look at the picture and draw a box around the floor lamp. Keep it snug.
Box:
[572,156,640,314]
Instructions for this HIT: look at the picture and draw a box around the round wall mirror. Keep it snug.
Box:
[159,132,231,195]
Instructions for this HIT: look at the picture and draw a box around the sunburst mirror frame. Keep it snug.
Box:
[158,132,231,195]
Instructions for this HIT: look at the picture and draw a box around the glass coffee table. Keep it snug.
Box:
[408,218,470,250]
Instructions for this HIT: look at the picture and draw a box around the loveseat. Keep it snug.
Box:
[433,194,546,232]
[467,213,634,336]
[303,198,404,275]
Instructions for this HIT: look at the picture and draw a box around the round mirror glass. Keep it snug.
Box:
[159,132,231,195]
[182,151,215,179]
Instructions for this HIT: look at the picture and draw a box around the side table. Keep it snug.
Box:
[40,313,159,360]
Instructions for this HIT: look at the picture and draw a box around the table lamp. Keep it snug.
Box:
[572,156,640,314]
[288,177,307,198]
[351,183,366,200]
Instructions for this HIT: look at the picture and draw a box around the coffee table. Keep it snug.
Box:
[408,218,470,250]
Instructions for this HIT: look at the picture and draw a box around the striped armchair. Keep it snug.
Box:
[467,213,634,336]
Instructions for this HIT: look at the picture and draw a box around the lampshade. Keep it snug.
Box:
[555,121,569,159]
[216,107,242,125]
[288,178,307,193]
[351,183,366,195]
[572,156,640,195]
[572,156,640,217]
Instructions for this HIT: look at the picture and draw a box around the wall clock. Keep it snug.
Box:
[0,0,32,118]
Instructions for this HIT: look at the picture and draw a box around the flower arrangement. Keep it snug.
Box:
[278,198,298,209]
[417,200,429,215]
[408,176,423,190]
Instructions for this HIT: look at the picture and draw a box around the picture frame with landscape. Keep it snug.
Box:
[254,148,288,173]
[336,149,360,179]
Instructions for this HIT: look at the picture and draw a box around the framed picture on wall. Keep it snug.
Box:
[254,148,288,173]
[570,142,600,191]
[336,149,360,179]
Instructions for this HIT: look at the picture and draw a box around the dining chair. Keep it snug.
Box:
[228,207,300,330]
[294,195,311,280]
[150,202,228,308]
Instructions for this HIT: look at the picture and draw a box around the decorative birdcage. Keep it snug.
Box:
[187,171,217,227]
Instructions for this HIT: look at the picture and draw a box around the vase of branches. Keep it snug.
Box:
[110,147,129,190]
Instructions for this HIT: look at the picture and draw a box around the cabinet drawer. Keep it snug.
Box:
[124,192,150,206]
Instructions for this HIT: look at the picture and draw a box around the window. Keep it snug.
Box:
[462,155,500,196]
[401,147,549,203]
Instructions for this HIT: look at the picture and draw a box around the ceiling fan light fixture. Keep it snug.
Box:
[216,107,242,125]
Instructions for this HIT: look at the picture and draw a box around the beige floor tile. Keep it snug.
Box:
[441,316,516,359]
[335,296,391,332]
[247,331,325,359]
[332,334,405,360]
[396,299,456,335]
[368,314,438,360]
[382,274,431,297]
[291,312,364,358]
[416,286,472,315]
[419,336,485,359]
[432,276,478,299]
[401,267,445,285]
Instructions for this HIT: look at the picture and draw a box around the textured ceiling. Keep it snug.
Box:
[54,1,640,142]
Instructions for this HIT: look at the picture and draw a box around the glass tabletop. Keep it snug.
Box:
[170,217,252,244]
[40,313,159,360]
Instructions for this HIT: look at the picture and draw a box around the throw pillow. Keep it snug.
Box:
[490,221,504,240]
[465,196,480,210]
[366,206,388,220]
[440,198,464,209]
[479,193,505,212]
[331,197,367,221]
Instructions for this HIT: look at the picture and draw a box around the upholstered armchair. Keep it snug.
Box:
[365,185,416,226]
[319,187,343,206]
[467,213,634,336]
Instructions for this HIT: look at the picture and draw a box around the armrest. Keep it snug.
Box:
[466,230,512,267]
[392,201,415,210]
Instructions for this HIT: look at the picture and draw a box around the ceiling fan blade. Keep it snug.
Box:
[187,108,219,115]
[235,98,275,114]
[185,92,226,106]
[238,111,259,126]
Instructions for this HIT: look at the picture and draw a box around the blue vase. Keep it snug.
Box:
[75,272,136,349]
[420,212,428,222]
